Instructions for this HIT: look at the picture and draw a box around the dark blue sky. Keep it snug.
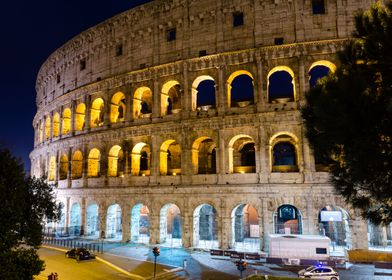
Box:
[0,0,151,172]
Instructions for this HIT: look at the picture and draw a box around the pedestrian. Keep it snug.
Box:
[47,272,53,280]
[183,259,187,270]
[54,272,58,280]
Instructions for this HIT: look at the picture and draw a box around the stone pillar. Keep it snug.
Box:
[84,95,91,131]
[82,144,88,187]
[65,197,70,234]
[122,205,131,242]
[217,66,227,116]
[297,56,307,101]
[261,199,273,251]
[350,218,368,250]
[255,53,266,111]
[220,214,231,250]
[99,203,107,239]
[71,100,76,135]
[49,111,54,141]
[152,80,160,118]
[81,198,86,236]
[125,87,133,123]
[59,106,63,138]
[103,96,111,127]
[305,198,317,235]
[182,210,192,248]
[259,127,269,183]
[67,147,73,188]
[182,62,190,118]
[149,213,159,245]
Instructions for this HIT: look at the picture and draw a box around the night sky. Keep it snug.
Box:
[0,0,151,172]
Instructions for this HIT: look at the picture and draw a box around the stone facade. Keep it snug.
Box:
[31,0,376,251]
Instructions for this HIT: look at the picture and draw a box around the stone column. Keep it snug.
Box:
[350,218,368,250]
[149,212,159,245]
[103,96,111,128]
[182,61,190,119]
[82,144,88,188]
[59,106,63,138]
[84,95,91,131]
[259,126,269,183]
[71,100,76,135]
[152,79,160,118]
[182,209,192,248]
[297,56,307,101]
[67,147,73,188]
[255,53,265,111]
[65,197,70,235]
[217,66,227,116]
[99,202,107,239]
[261,199,273,251]
[149,135,160,184]
[125,87,133,123]
[81,198,86,236]
[122,205,131,242]
[220,214,231,250]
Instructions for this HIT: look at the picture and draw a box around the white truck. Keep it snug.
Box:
[269,234,331,261]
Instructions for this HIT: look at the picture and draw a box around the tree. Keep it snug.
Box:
[302,2,392,225]
[0,147,60,279]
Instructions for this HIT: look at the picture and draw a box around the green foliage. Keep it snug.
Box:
[301,2,392,225]
[0,147,60,279]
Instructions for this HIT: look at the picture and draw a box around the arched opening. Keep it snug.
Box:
[159,203,182,247]
[160,140,181,176]
[86,203,99,238]
[71,150,83,179]
[39,122,43,143]
[87,148,100,177]
[231,204,260,252]
[45,116,51,141]
[130,203,150,244]
[133,87,153,119]
[90,98,104,128]
[62,108,72,135]
[272,135,298,172]
[70,202,81,236]
[108,145,124,177]
[309,60,336,88]
[192,76,216,111]
[56,202,66,237]
[227,71,254,108]
[192,137,217,174]
[229,135,256,174]
[161,81,182,115]
[75,103,86,131]
[48,156,56,181]
[319,205,352,252]
[106,204,122,240]
[193,204,218,249]
[59,154,68,180]
[110,92,126,123]
[131,143,151,176]
[53,113,60,137]
[268,67,295,103]
[274,204,302,234]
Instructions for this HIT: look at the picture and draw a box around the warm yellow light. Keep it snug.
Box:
[173,172,177,176]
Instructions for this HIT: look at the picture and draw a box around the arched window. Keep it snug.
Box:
[71,150,83,179]
[192,137,217,175]
[131,143,151,176]
[193,204,218,249]
[59,154,68,180]
[271,134,298,172]
[53,113,60,137]
[62,108,72,135]
[160,140,181,175]
[87,148,100,177]
[268,67,295,103]
[133,87,153,119]
[45,116,51,141]
[309,60,336,88]
[75,103,86,131]
[191,76,216,111]
[161,81,182,116]
[110,92,126,123]
[231,204,260,251]
[90,98,104,128]
[108,145,124,177]
[48,156,56,181]
[227,71,254,108]
[131,203,150,244]
[275,204,302,234]
[160,204,182,246]
[229,135,256,174]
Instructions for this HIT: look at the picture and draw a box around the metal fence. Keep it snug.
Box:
[42,236,103,253]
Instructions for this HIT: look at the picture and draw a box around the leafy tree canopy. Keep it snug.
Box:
[302,2,392,225]
[0,147,60,279]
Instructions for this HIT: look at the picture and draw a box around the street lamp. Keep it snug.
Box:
[152,246,160,278]
[235,258,247,280]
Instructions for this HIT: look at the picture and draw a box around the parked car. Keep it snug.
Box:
[65,248,95,261]
[298,265,339,280]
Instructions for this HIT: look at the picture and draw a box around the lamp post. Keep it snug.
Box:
[152,246,160,278]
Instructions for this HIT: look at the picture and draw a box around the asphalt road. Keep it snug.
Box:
[38,248,131,280]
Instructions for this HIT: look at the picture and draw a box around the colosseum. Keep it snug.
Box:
[30,0,388,253]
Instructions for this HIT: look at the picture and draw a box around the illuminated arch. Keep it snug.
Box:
[227,70,254,108]
[71,150,83,179]
[308,60,336,88]
[86,203,99,237]
[108,145,124,177]
[228,134,256,174]
[90,98,104,128]
[131,142,151,176]
[193,203,219,249]
[45,116,51,140]
[191,137,217,174]
[48,156,56,181]
[75,103,86,131]
[161,81,182,116]
[131,203,150,244]
[87,148,100,177]
[274,204,302,234]
[159,203,182,247]
[160,140,181,175]
[231,204,260,251]
[270,133,299,172]
[191,75,216,111]
[62,108,72,135]
[53,113,60,137]
[133,87,153,119]
[267,66,296,103]
[59,154,68,180]
[110,92,126,123]
[106,204,122,240]
[69,202,81,236]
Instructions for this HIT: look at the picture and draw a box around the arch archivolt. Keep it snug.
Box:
[308,60,337,73]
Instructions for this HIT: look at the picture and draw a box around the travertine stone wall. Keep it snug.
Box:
[31,0,377,251]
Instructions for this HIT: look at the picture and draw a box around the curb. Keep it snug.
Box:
[41,245,144,280]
